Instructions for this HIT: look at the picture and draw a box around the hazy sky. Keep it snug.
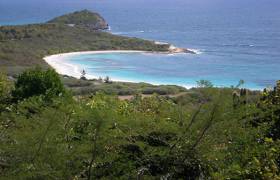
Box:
[1,0,279,25]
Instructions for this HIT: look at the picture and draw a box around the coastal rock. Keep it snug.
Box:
[47,10,109,30]
[168,45,196,54]
[154,42,196,54]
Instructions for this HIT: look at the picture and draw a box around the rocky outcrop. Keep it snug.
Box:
[154,42,196,54]
[168,45,196,54]
[47,10,109,30]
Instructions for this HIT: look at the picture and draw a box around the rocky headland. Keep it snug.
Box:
[48,10,109,30]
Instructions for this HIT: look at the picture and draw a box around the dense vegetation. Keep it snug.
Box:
[62,75,186,96]
[0,10,169,76]
[1,10,279,179]
[12,68,65,101]
[48,10,109,30]
[0,68,279,179]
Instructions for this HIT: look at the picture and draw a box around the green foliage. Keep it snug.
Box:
[0,72,12,111]
[0,18,169,76]
[1,10,280,179]
[48,10,108,30]
[0,73,11,98]
[236,79,245,88]
[196,79,214,88]
[252,80,280,140]
[12,67,65,101]
[1,69,280,179]
[63,77,186,96]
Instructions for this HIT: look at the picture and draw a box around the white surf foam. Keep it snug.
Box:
[188,49,203,55]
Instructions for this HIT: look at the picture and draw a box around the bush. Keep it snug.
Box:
[12,67,65,101]
[196,80,214,88]
[0,72,12,110]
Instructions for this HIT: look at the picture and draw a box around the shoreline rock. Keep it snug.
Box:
[168,45,196,54]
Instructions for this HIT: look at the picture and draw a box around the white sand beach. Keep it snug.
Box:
[44,50,149,80]
[43,46,195,78]
[43,49,196,88]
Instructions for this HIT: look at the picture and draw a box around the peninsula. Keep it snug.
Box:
[0,10,194,77]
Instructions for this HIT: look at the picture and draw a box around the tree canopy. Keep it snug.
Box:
[12,67,65,101]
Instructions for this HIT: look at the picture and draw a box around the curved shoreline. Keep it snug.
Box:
[43,50,197,89]
[43,50,262,90]
[43,46,196,78]
[44,50,148,80]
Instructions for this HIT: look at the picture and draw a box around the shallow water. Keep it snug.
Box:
[65,52,268,89]
[1,0,280,89]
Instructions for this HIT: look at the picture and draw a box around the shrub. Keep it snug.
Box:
[0,73,11,98]
[12,67,65,101]
[196,80,214,88]
[0,72,12,110]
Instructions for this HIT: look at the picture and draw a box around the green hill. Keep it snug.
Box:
[48,10,109,30]
[0,10,169,76]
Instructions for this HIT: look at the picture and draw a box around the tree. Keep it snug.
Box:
[196,80,213,88]
[104,76,111,84]
[12,67,65,101]
[80,69,87,80]
[236,79,245,88]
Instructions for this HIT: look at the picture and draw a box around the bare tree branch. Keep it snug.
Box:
[169,104,203,152]
[87,121,102,180]
[190,103,218,150]
[31,109,58,162]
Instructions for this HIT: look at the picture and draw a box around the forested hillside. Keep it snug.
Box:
[0,68,279,179]
[48,10,109,30]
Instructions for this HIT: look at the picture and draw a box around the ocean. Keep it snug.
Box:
[1,0,280,89]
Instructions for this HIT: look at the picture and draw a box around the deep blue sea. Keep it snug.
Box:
[1,0,280,89]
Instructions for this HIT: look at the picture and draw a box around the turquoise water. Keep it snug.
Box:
[1,0,280,89]
[66,52,264,89]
